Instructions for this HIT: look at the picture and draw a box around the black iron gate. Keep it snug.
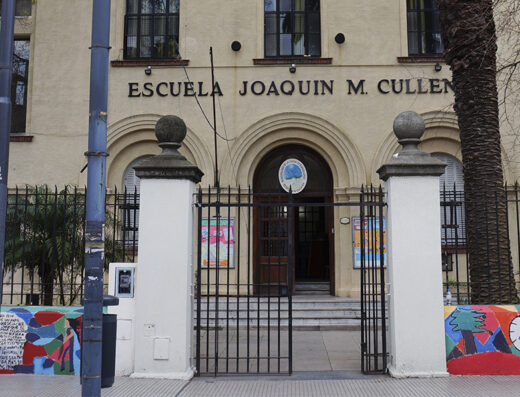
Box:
[194,185,388,376]
[194,187,293,376]
[360,186,388,373]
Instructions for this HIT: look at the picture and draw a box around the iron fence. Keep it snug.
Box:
[1,186,139,306]
[441,184,520,304]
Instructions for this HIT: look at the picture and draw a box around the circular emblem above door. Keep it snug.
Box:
[279,158,307,194]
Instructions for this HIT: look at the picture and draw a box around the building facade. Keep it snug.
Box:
[6,0,519,297]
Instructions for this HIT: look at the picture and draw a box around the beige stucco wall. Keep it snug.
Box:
[6,0,520,297]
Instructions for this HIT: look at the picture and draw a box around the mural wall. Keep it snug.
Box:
[0,306,83,375]
[445,305,520,375]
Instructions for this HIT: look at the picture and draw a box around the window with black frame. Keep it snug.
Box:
[11,40,30,133]
[407,0,443,56]
[124,0,180,59]
[0,0,32,16]
[264,0,321,57]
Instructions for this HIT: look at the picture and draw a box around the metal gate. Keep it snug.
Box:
[194,187,293,376]
[359,186,388,373]
[194,185,388,376]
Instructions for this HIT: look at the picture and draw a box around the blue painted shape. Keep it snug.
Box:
[28,323,58,339]
[25,332,40,343]
[8,308,33,325]
[13,365,34,374]
[28,317,41,328]
[32,337,54,346]
[33,357,54,375]
[72,334,81,375]
[284,163,303,180]
[43,358,54,369]
[445,313,462,343]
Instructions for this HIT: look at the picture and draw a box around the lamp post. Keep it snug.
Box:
[82,0,111,395]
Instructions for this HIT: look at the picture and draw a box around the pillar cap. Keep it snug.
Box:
[134,115,204,182]
[377,111,446,181]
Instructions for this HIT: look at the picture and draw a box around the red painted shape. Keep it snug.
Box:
[22,343,47,365]
[34,311,64,326]
[447,351,520,375]
[0,369,15,374]
[456,338,465,355]
[490,307,517,345]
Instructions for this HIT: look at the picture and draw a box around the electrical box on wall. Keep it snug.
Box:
[115,267,134,298]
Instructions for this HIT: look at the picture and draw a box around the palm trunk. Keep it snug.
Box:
[436,0,519,303]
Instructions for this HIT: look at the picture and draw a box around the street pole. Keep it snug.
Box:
[82,0,111,395]
[0,0,16,311]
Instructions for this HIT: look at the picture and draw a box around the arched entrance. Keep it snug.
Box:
[253,144,334,295]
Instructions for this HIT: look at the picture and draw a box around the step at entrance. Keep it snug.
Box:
[295,282,330,295]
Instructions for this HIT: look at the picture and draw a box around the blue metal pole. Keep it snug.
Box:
[82,0,111,395]
[0,0,16,311]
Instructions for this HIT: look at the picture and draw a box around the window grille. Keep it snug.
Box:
[264,0,321,57]
[11,40,29,133]
[0,0,32,16]
[407,0,443,56]
[124,0,180,59]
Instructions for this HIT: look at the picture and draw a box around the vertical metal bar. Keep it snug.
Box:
[452,184,461,301]
[236,186,241,373]
[484,192,490,303]
[442,184,449,290]
[494,190,501,301]
[50,187,58,305]
[82,0,111,393]
[195,187,202,376]
[370,186,377,370]
[80,187,87,304]
[60,188,68,305]
[266,193,272,373]
[505,185,513,301]
[277,200,282,373]
[71,187,78,303]
[515,183,520,295]
[378,186,387,371]
[131,186,138,261]
[29,188,39,304]
[0,0,16,310]
[20,186,29,304]
[247,186,251,373]
[9,187,18,305]
[287,189,293,375]
[41,186,49,305]
[205,186,211,373]
[111,187,117,263]
[256,197,261,373]
[209,47,219,188]
[214,186,220,375]
[226,186,230,373]
[360,186,366,372]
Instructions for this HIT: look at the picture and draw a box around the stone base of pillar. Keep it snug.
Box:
[130,368,194,380]
[388,366,449,378]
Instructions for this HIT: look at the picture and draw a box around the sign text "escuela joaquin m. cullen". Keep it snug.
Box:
[128,78,454,98]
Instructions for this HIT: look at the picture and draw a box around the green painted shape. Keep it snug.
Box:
[511,344,520,358]
[449,308,488,333]
[54,316,67,335]
[43,337,63,355]
[445,334,456,357]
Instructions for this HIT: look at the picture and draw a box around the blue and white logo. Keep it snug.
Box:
[279,159,307,194]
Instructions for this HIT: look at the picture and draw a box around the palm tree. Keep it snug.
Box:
[436,0,519,303]
[4,186,85,306]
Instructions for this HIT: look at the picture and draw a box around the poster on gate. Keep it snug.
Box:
[352,217,386,268]
[201,218,235,268]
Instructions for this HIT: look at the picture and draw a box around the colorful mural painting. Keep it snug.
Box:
[445,305,520,375]
[0,306,83,375]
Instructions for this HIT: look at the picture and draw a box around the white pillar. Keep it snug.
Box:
[378,111,448,377]
[130,115,203,380]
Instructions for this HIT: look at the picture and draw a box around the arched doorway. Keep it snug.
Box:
[253,145,334,295]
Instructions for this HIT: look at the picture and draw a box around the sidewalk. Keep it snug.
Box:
[1,373,519,397]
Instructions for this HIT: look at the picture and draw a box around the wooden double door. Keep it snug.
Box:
[253,145,334,296]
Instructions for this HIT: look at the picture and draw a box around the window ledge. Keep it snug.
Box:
[253,57,332,65]
[397,56,444,64]
[111,59,189,67]
[10,134,33,142]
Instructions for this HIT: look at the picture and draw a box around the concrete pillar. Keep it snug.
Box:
[131,116,203,379]
[377,111,448,377]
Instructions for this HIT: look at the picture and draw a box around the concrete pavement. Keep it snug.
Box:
[1,373,519,397]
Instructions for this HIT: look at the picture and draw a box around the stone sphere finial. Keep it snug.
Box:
[393,111,425,146]
[155,115,187,150]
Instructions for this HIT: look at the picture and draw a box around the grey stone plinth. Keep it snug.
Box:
[377,111,446,181]
[134,115,204,183]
